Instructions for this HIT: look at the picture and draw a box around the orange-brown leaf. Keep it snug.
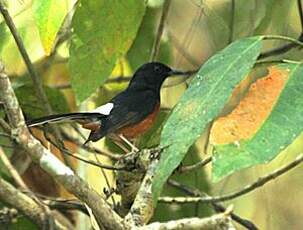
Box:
[210,67,289,145]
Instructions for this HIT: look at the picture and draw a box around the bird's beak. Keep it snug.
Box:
[168,69,197,76]
[168,69,186,76]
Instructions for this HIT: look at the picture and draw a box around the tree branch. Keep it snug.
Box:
[0,61,124,230]
[140,207,234,230]
[167,179,258,230]
[0,147,28,189]
[178,156,212,173]
[0,177,61,229]
[150,0,172,61]
[124,149,161,226]
[0,1,52,116]
[228,0,235,43]
[161,153,303,204]
[298,0,303,31]
[258,33,303,59]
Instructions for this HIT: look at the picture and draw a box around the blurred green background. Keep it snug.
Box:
[0,0,303,229]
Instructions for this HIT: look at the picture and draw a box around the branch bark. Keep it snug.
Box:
[0,177,51,229]
[140,207,234,230]
[0,61,124,230]
[160,153,303,204]
[124,150,161,226]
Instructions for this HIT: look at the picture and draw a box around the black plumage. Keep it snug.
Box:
[26,62,183,143]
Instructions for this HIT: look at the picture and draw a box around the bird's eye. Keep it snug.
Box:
[154,66,161,73]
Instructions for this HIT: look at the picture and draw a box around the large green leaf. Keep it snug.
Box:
[152,36,262,203]
[153,146,210,221]
[69,0,145,103]
[32,0,69,55]
[213,63,303,181]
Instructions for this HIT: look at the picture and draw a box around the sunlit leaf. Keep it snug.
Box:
[212,63,303,181]
[152,36,262,203]
[69,0,146,103]
[32,0,69,55]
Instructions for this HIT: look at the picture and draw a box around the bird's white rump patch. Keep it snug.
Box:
[91,103,114,115]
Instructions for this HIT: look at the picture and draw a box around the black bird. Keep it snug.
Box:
[26,62,184,146]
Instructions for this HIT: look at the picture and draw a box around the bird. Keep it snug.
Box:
[26,62,184,150]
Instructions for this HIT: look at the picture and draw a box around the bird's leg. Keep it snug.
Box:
[119,134,139,153]
[113,140,129,153]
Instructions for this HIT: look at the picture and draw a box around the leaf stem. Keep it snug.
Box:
[262,35,303,48]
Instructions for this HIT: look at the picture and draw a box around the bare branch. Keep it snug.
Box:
[161,153,303,204]
[0,177,61,229]
[43,132,125,170]
[61,126,122,160]
[178,156,212,173]
[150,0,172,61]
[167,179,258,230]
[228,0,235,43]
[124,149,161,226]
[0,61,124,230]
[0,118,11,133]
[258,33,303,59]
[298,0,303,31]
[140,208,235,230]
[0,147,28,189]
[0,1,52,115]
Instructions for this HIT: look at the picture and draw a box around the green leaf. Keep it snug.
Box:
[14,84,69,118]
[69,0,146,103]
[153,146,211,221]
[32,0,69,55]
[152,36,262,203]
[212,63,303,181]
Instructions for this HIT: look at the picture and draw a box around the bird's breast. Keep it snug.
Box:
[116,102,160,139]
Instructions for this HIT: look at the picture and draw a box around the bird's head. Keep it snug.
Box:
[128,62,184,92]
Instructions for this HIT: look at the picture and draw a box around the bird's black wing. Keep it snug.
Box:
[87,89,159,141]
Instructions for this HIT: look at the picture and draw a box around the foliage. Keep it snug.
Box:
[152,36,262,202]
[0,0,303,229]
[69,0,146,103]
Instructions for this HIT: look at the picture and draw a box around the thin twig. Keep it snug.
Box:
[0,147,55,226]
[167,179,258,230]
[255,59,302,66]
[61,126,122,160]
[0,177,66,229]
[178,156,212,173]
[150,0,172,61]
[0,60,125,230]
[44,198,88,215]
[0,147,28,189]
[228,0,235,43]
[43,132,126,171]
[298,0,303,31]
[0,118,11,133]
[93,153,117,207]
[0,1,71,168]
[162,153,303,204]
[0,1,52,115]
[258,33,303,59]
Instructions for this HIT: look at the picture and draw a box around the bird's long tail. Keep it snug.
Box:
[26,112,104,127]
